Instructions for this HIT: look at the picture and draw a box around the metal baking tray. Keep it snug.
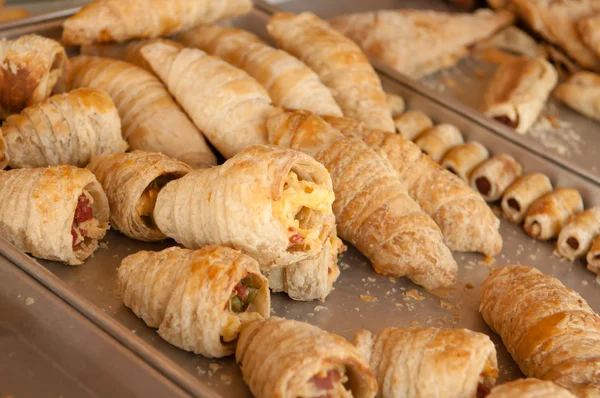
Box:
[1,2,600,397]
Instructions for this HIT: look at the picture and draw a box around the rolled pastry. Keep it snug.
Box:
[155,145,335,269]
[87,151,191,242]
[487,379,577,398]
[269,110,457,289]
[482,57,558,134]
[414,124,464,163]
[267,12,394,132]
[469,154,523,202]
[236,316,378,398]
[0,7,31,23]
[178,24,343,118]
[0,165,109,265]
[140,41,272,159]
[68,56,216,168]
[554,72,600,122]
[386,92,406,117]
[0,35,68,119]
[557,207,600,262]
[354,327,498,398]
[62,0,253,46]
[440,142,489,182]
[501,173,553,224]
[0,129,7,170]
[2,88,126,169]
[587,235,600,276]
[524,188,584,240]
[118,246,270,357]
[324,115,502,257]
[480,265,600,397]
[393,110,434,140]
[475,26,542,58]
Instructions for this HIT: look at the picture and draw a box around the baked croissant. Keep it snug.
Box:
[268,110,457,290]
[140,41,272,159]
[267,12,394,132]
[68,56,216,168]
[324,115,502,257]
[0,34,68,119]
[487,379,577,398]
[179,24,343,117]
[62,0,253,46]
[236,316,378,398]
[480,265,600,397]
[118,245,270,357]
[0,165,109,265]
[87,151,191,242]
[2,88,126,169]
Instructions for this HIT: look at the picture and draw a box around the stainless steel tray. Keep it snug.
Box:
[2,2,600,397]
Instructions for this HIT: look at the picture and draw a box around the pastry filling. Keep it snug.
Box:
[71,191,105,250]
[221,274,263,344]
[493,115,518,129]
[137,174,174,229]
[507,198,520,211]
[567,237,579,250]
[476,360,497,398]
[298,365,353,398]
[475,177,492,196]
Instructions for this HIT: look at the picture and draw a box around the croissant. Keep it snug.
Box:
[236,316,378,398]
[269,110,457,290]
[2,88,126,169]
[487,379,577,398]
[557,207,600,261]
[62,0,253,46]
[179,24,343,118]
[324,115,502,257]
[140,41,272,159]
[87,151,191,242]
[118,246,270,357]
[354,327,498,398]
[267,12,394,132]
[0,35,68,119]
[0,165,109,265]
[68,56,216,168]
[480,265,600,397]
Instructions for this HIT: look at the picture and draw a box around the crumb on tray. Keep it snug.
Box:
[403,289,425,301]
[360,294,377,303]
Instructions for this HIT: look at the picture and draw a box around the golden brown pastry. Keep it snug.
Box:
[587,235,600,275]
[480,265,600,397]
[0,7,31,23]
[501,173,553,224]
[267,12,394,132]
[393,110,434,140]
[555,71,600,122]
[386,92,406,117]
[557,207,600,261]
[440,142,490,182]
[469,154,523,202]
[62,0,253,46]
[524,188,584,240]
[0,130,6,170]
[414,124,464,163]
[118,246,270,357]
[0,165,109,265]
[487,379,577,398]
[236,317,378,398]
[475,26,542,58]
[579,14,600,59]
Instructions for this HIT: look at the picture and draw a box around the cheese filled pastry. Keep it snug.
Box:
[587,236,600,276]
[415,124,464,163]
[501,173,553,224]
[393,110,434,140]
[441,142,489,182]
[557,207,600,262]
[470,153,523,202]
[487,379,576,398]
[524,188,584,240]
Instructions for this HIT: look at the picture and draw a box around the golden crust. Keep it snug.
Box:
[555,71,600,122]
[469,154,523,202]
[501,173,553,224]
[440,142,489,182]
[557,207,600,261]
[524,188,584,240]
[393,110,433,140]
[414,124,464,163]
[587,235,600,275]
[0,128,7,170]
[487,378,577,398]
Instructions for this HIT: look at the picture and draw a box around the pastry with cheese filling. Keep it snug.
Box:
[557,207,600,262]
[236,317,378,398]
[87,151,191,242]
[441,142,489,182]
[587,235,600,276]
[501,173,553,224]
[524,188,583,240]
[555,71,600,122]
[0,165,109,265]
[487,379,577,398]
[393,110,434,141]
[470,154,523,202]
[118,245,269,357]
[386,93,406,117]
[354,327,498,398]
[415,124,464,163]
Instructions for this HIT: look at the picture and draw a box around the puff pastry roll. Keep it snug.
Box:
[487,379,577,398]
[440,142,489,182]
[386,93,406,117]
[354,327,498,398]
[587,236,600,276]
[482,57,557,134]
[555,72,600,122]
[118,246,270,357]
[179,24,343,118]
[524,188,584,241]
[2,88,126,169]
[501,173,553,224]
[0,130,6,170]
[0,35,68,119]
[0,165,109,265]
[393,110,434,141]
[155,145,335,269]
[141,41,272,159]
[557,207,600,262]
[69,56,216,168]
[236,317,378,398]
[267,12,394,132]
[269,110,457,289]
[480,265,600,397]
[469,154,523,202]
[62,0,253,46]
[414,124,464,163]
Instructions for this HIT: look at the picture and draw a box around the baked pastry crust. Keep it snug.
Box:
[587,235,600,275]
[501,173,553,224]
[0,130,6,170]
[414,124,464,163]
[393,110,434,140]
[555,71,600,122]
[440,142,489,182]
[386,93,406,117]
[557,207,600,261]
[470,154,523,202]
[487,378,577,398]
[524,188,584,240]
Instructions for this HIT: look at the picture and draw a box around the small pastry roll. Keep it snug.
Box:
[155,145,336,269]
[557,207,600,262]
[554,72,600,122]
[393,110,434,140]
[487,379,577,398]
[0,35,68,119]
[118,246,270,357]
[0,130,7,170]
[501,173,553,224]
[480,265,600,397]
[386,92,406,117]
[469,154,523,202]
[236,317,378,398]
[587,235,600,276]
[524,188,584,240]
[0,165,109,265]
[178,24,343,118]
[354,327,498,398]
[2,88,126,169]
[440,142,490,182]
[414,124,464,163]
[0,7,31,23]
[87,151,191,242]
[578,15,600,61]
[140,41,272,159]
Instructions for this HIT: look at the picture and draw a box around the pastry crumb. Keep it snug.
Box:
[196,366,206,375]
[314,305,327,312]
[360,294,377,302]
[355,307,360,311]
[582,280,589,286]
[409,321,421,328]
[403,289,425,301]
[529,254,537,260]
[440,300,454,311]
[25,297,35,306]
[389,276,397,283]
[131,329,137,334]
[465,282,474,289]
[99,241,109,249]
[208,362,222,377]
[220,374,232,385]
[97,285,104,292]
[480,256,496,266]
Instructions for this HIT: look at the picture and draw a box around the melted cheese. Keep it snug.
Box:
[137,186,160,217]
[221,311,262,343]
